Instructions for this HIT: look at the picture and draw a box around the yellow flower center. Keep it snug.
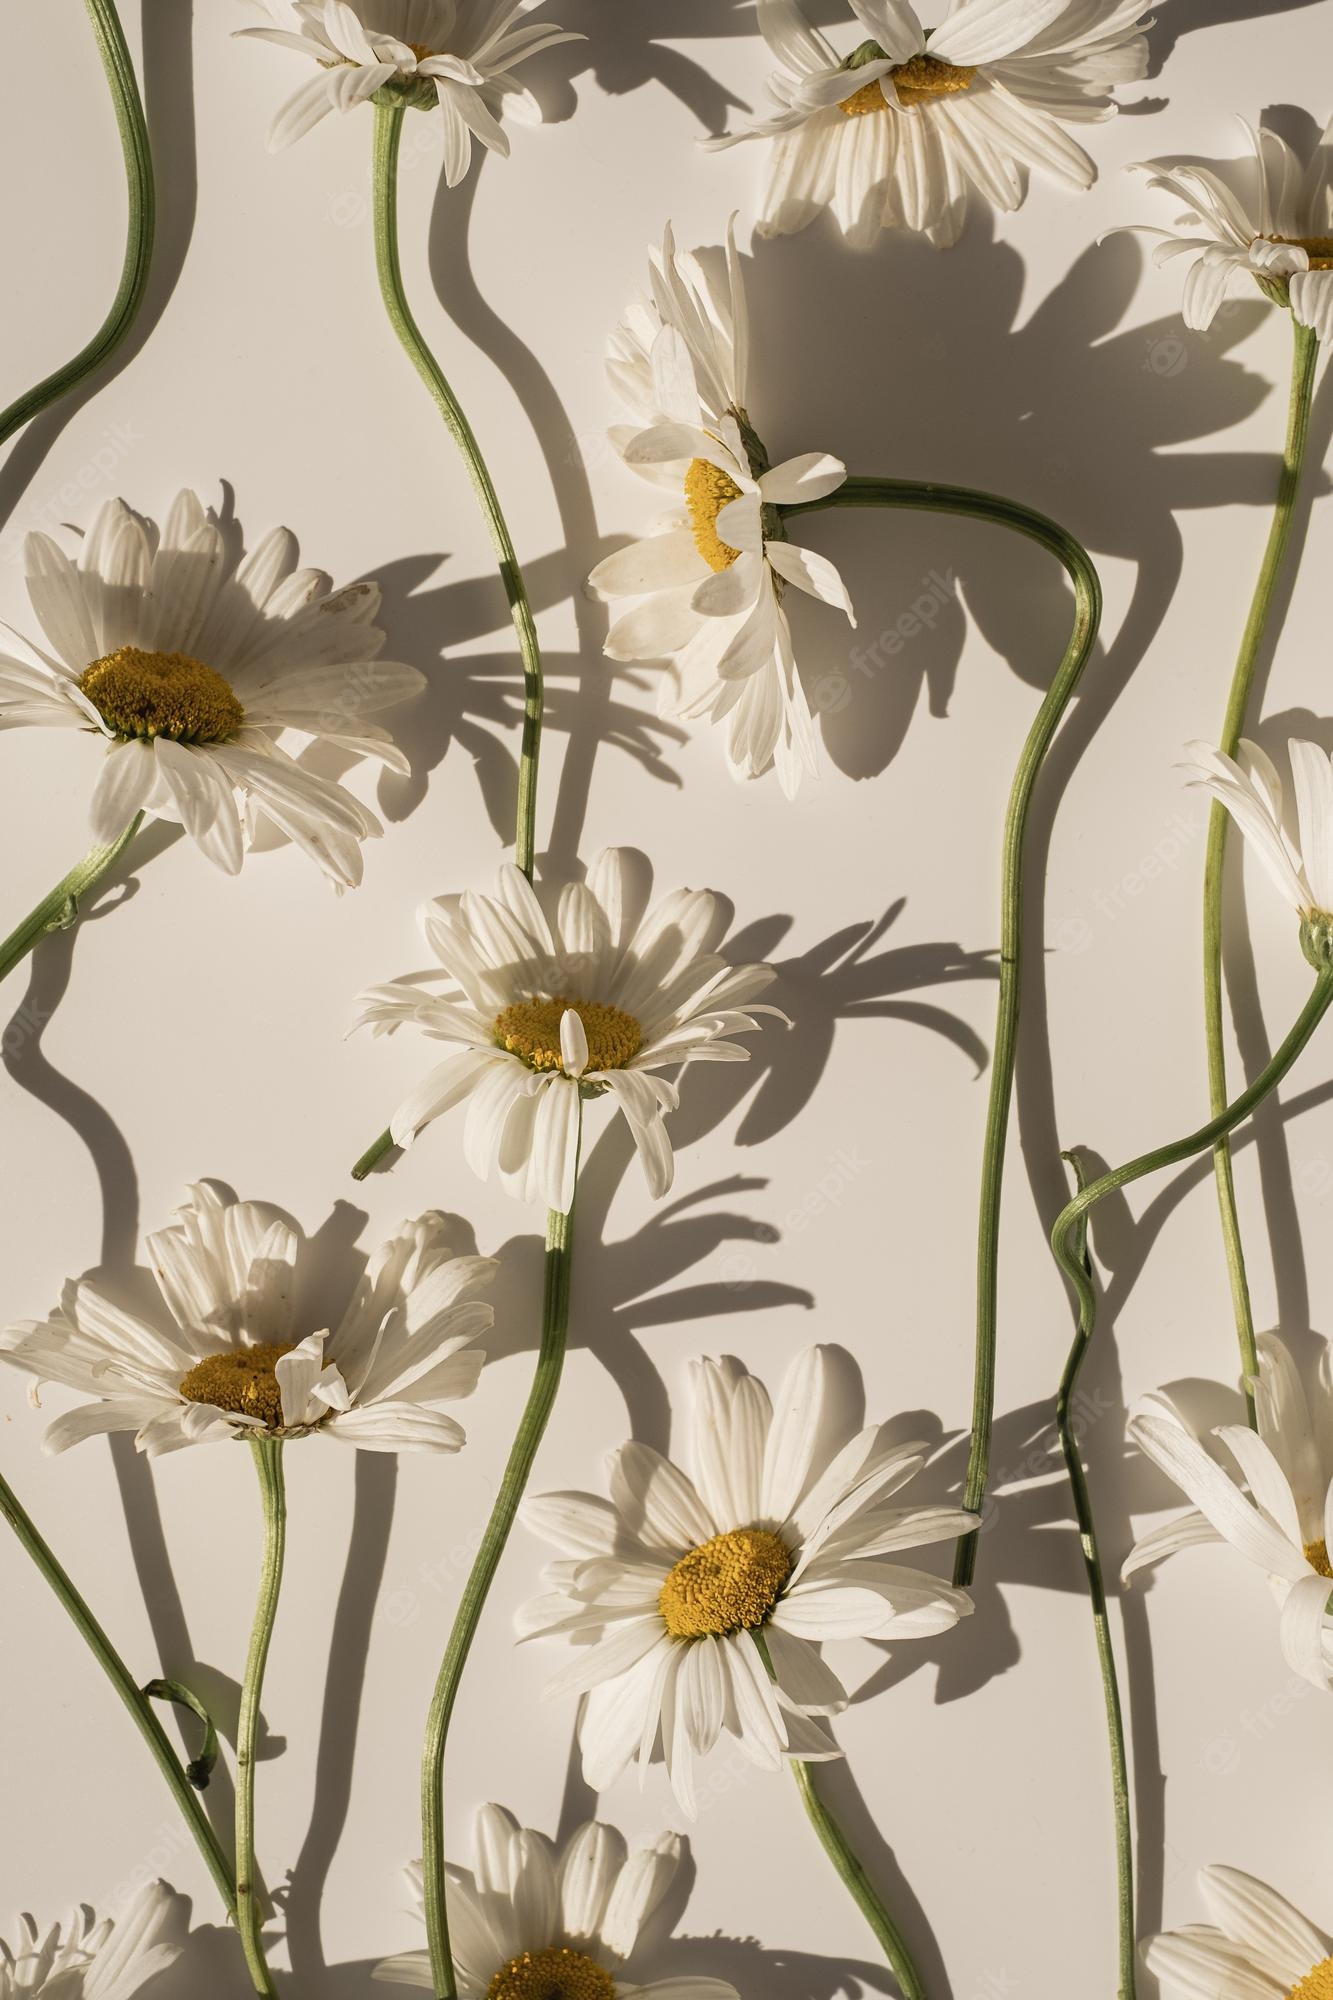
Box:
[1265,234,1333,270]
[407,41,435,61]
[178,1343,295,1428]
[494,995,643,1074]
[78,646,245,744]
[1291,1958,1333,2000]
[841,54,976,114]
[485,1946,616,2000]
[684,458,744,572]
[658,1526,794,1639]
[1305,1538,1333,1579]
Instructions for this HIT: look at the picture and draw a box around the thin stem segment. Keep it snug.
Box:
[1202,319,1320,1414]
[0,0,155,445]
[370,98,544,877]
[1050,967,1333,2000]
[783,476,1103,1585]
[0,814,143,990]
[0,1465,236,1911]
[790,1760,926,2000]
[236,1437,285,1999]
[421,1125,581,1998]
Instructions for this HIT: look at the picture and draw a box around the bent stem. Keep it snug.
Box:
[236,1437,285,1999]
[783,476,1103,1586]
[790,1761,926,2000]
[0,0,154,445]
[0,813,143,990]
[1203,319,1320,1414]
[422,1129,581,1998]
[1050,968,1333,2000]
[370,99,544,878]
[0,1464,236,1912]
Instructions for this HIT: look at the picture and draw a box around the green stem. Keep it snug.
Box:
[1050,967,1333,2000]
[236,1438,285,1999]
[370,98,543,878]
[0,1464,236,1912]
[1202,319,1320,1416]
[0,0,154,445]
[783,476,1103,1586]
[422,1125,581,1998]
[790,1760,926,2000]
[0,814,143,990]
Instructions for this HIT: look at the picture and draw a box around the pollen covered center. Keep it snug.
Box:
[178,1343,295,1428]
[407,41,435,60]
[1290,1957,1333,2000]
[842,53,976,114]
[79,647,245,744]
[659,1526,794,1639]
[494,995,643,1074]
[685,458,745,572]
[484,1945,616,2000]
[1305,1538,1333,1579]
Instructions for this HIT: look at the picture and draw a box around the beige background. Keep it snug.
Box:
[2,2,1332,1993]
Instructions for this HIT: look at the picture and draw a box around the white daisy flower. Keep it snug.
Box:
[710,0,1152,248]
[0,490,424,890]
[354,848,782,1213]
[374,1805,738,1996]
[0,1882,186,2000]
[237,0,581,177]
[590,221,853,798]
[1182,738,1333,963]
[519,1347,977,1816]
[0,1182,495,1458]
[1127,116,1333,335]
[1124,1332,1333,1690]
[1143,1865,1333,2000]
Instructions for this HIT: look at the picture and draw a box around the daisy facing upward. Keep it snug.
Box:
[374,1806,739,1997]
[712,0,1154,247]
[0,1182,496,1457]
[519,1347,977,1815]
[0,489,423,890]
[355,848,782,1213]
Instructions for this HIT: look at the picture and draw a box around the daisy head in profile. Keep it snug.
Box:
[0,1882,187,1999]
[1125,115,1333,335]
[354,847,783,1213]
[373,1806,739,1996]
[709,0,1153,247]
[0,1182,496,1457]
[1182,738,1333,969]
[1143,1866,1333,2000]
[518,1347,977,1815]
[589,220,854,798]
[237,0,581,177]
[1124,1332,1333,1690]
[0,489,423,890]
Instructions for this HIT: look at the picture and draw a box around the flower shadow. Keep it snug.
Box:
[345,550,686,844]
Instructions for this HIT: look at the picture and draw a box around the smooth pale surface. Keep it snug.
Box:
[1,3,1332,1994]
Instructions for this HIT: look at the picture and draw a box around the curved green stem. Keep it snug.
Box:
[784,476,1103,1585]
[0,814,142,989]
[422,1127,581,1997]
[1050,967,1333,2000]
[0,1464,236,1911]
[236,1438,285,1999]
[1202,319,1320,1415]
[790,1760,926,2000]
[0,0,154,445]
[371,98,543,877]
